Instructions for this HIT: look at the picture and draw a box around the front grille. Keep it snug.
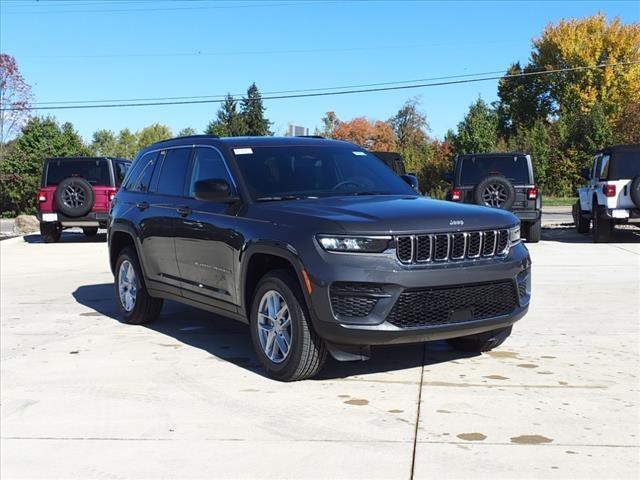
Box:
[396,229,510,264]
[386,281,519,328]
[330,283,382,318]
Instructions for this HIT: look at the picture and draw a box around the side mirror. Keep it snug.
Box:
[194,179,237,202]
[441,172,453,183]
[580,168,590,180]
[401,174,419,193]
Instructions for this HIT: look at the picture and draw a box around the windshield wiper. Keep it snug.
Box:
[256,195,318,202]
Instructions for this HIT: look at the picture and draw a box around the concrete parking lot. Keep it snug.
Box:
[1,222,639,479]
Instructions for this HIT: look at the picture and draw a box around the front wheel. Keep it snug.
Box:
[446,326,513,353]
[250,270,327,381]
[114,247,163,324]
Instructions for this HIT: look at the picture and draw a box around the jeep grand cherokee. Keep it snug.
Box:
[108,136,531,381]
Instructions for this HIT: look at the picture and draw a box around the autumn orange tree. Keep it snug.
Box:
[329,116,397,151]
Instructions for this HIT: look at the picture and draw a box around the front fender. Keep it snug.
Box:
[577,187,590,211]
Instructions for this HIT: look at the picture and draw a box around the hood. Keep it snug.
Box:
[251,195,518,234]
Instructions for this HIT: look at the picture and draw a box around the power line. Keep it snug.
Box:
[2,62,637,112]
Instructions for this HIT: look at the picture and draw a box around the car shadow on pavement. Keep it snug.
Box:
[542,225,640,244]
[23,231,107,244]
[72,283,478,380]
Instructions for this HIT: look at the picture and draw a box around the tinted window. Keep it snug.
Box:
[123,152,158,192]
[157,147,192,196]
[459,156,530,185]
[188,147,235,197]
[234,146,415,199]
[114,161,130,187]
[607,150,640,179]
[44,159,111,186]
[599,154,610,179]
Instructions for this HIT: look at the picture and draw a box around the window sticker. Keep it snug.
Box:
[353,151,367,156]
[234,148,253,155]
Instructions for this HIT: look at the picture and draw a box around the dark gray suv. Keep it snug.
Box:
[108,136,531,381]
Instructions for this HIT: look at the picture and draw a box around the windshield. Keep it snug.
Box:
[459,156,530,185]
[44,159,111,186]
[233,146,416,200]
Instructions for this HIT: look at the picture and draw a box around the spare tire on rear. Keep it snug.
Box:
[631,176,640,209]
[474,175,516,210]
[55,177,94,217]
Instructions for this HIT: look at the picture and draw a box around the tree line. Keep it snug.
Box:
[1,14,638,215]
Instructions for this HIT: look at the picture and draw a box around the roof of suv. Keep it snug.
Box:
[145,135,353,151]
[456,152,529,159]
[45,156,130,162]
[600,144,640,154]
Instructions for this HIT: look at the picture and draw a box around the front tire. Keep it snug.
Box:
[40,222,61,243]
[114,246,163,324]
[250,270,327,381]
[446,326,513,353]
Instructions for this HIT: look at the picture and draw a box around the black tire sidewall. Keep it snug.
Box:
[249,272,308,379]
[630,176,640,209]
[55,177,94,217]
[474,176,516,210]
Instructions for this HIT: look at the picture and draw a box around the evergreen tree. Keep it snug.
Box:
[206,94,245,137]
[91,129,117,156]
[453,98,499,154]
[240,83,272,136]
[178,127,197,137]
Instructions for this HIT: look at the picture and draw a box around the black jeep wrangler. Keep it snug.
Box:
[108,136,531,381]
[443,152,542,242]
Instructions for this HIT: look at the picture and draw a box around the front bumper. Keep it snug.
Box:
[304,242,531,347]
[37,211,109,227]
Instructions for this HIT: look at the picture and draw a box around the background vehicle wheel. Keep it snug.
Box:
[525,219,541,243]
[473,175,516,210]
[54,177,94,217]
[592,207,612,243]
[114,246,163,324]
[82,227,98,237]
[446,326,513,353]
[574,201,590,233]
[250,270,327,381]
[40,222,61,243]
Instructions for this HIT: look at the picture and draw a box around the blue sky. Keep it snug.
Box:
[1,0,638,142]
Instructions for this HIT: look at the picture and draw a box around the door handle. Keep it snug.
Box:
[136,201,149,211]
[177,206,192,217]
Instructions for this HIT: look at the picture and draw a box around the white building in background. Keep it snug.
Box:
[287,123,309,136]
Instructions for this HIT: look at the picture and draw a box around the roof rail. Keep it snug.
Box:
[173,134,219,140]
[295,135,324,139]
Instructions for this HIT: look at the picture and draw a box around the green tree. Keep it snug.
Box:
[316,111,340,137]
[178,127,197,137]
[388,97,429,150]
[453,98,499,154]
[114,129,138,159]
[90,129,117,156]
[0,116,88,215]
[206,94,245,136]
[240,83,271,136]
[137,123,172,149]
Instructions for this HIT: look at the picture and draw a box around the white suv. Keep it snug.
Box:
[573,144,640,242]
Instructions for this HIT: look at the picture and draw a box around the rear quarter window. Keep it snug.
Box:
[44,159,111,186]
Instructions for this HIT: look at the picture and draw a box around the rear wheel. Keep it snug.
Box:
[40,222,61,243]
[83,227,98,237]
[114,246,163,324]
[446,326,513,353]
[525,219,541,243]
[250,270,327,381]
[592,206,613,243]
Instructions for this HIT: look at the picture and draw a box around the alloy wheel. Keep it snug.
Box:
[118,260,137,312]
[482,183,508,208]
[257,290,292,364]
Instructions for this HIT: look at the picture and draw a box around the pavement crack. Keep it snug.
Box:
[410,343,426,480]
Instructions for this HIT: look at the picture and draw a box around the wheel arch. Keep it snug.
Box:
[108,224,144,275]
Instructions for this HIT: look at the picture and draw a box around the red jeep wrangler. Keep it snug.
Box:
[37,157,131,243]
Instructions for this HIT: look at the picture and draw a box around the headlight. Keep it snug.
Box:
[317,235,391,253]
[509,225,521,245]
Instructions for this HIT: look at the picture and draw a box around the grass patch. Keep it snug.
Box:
[543,196,577,206]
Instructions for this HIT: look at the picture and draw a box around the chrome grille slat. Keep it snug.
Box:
[394,229,510,265]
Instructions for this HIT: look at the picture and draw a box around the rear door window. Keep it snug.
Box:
[157,147,192,197]
[459,156,530,185]
[44,159,111,186]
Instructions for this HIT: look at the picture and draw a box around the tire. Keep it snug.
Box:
[54,177,94,217]
[250,270,327,381]
[631,176,640,209]
[40,222,61,243]
[473,175,516,210]
[525,219,541,243]
[592,205,613,243]
[446,326,513,353]
[82,227,98,237]
[114,246,163,325]
[574,201,590,234]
